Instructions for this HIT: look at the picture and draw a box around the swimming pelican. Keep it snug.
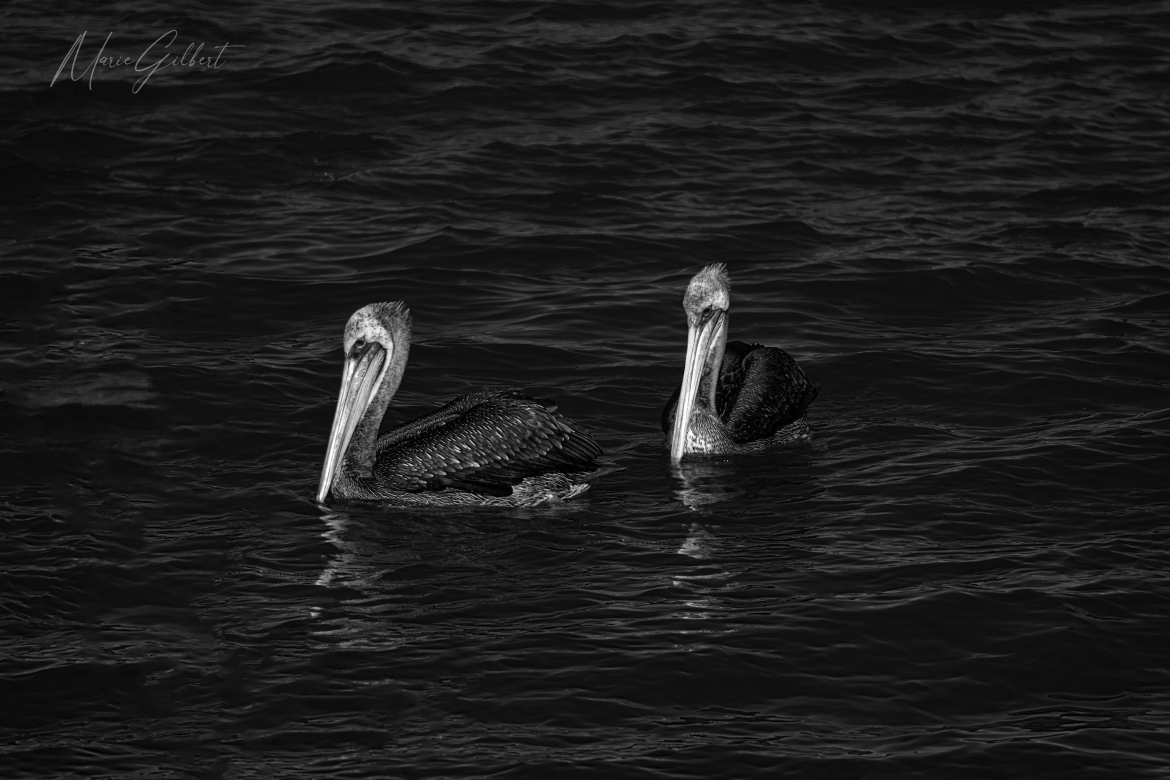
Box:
[663,264,819,460]
[318,302,603,506]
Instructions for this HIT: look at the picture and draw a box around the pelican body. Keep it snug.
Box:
[318,302,602,507]
[662,264,819,460]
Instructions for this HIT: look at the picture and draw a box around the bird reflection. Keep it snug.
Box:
[315,510,365,589]
[676,521,715,559]
[671,458,743,509]
[671,446,821,510]
[310,509,415,651]
[312,505,565,650]
[670,522,730,624]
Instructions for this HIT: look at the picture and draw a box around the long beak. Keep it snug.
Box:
[317,343,388,503]
[669,312,724,462]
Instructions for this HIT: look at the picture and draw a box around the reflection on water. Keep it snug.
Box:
[315,511,358,589]
[311,510,412,651]
[672,522,730,622]
[676,521,715,559]
[672,459,742,509]
[671,446,822,510]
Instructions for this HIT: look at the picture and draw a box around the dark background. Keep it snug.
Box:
[2,2,1169,777]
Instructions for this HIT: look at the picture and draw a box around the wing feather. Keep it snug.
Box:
[720,342,818,443]
[373,389,601,496]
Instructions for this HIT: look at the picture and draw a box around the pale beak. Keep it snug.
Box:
[669,311,724,462]
[317,342,388,503]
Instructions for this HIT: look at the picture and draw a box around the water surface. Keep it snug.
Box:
[2,2,1169,777]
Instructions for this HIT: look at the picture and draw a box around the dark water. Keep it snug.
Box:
[3,1,1170,777]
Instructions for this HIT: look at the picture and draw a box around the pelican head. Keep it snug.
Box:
[670,263,731,461]
[317,302,412,503]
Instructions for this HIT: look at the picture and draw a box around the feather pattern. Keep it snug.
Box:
[370,389,602,497]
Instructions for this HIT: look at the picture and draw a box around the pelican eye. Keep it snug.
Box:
[350,338,368,357]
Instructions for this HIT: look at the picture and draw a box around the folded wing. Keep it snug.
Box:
[373,389,602,496]
[717,341,819,444]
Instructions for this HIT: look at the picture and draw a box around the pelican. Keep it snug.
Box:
[663,264,819,460]
[318,302,603,506]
